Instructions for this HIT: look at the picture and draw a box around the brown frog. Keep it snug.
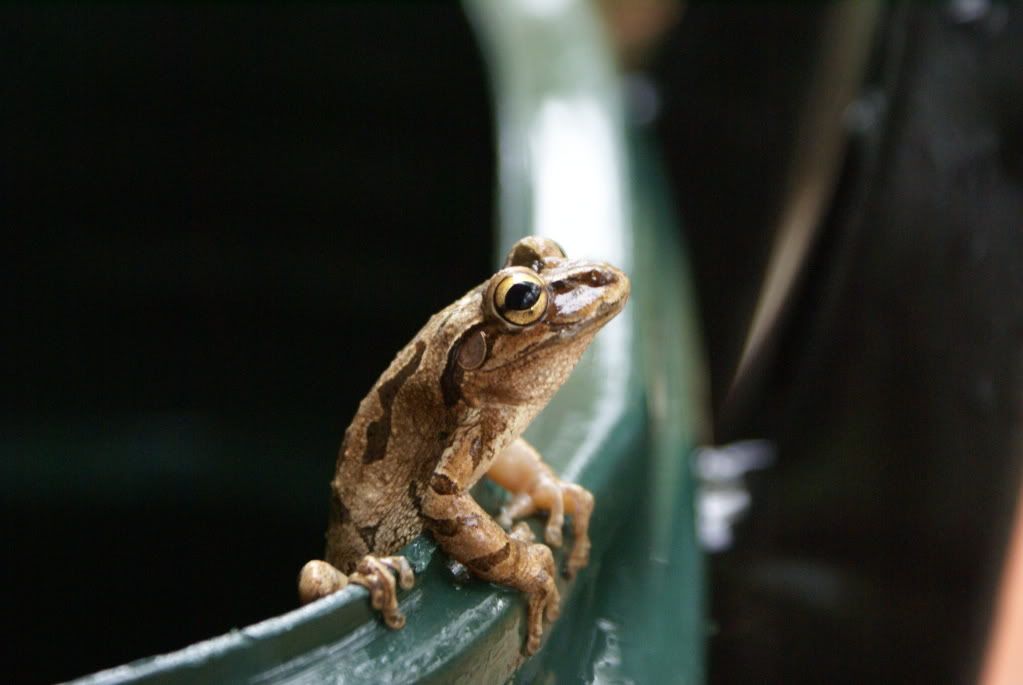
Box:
[298,236,629,655]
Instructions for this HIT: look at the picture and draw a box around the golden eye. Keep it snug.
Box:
[505,236,567,271]
[489,269,548,326]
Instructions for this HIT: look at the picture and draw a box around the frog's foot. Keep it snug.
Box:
[559,484,594,579]
[297,555,414,630]
[520,541,561,655]
[421,488,561,656]
[349,555,415,629]
[501,481,568,548]
[298,559,348,604]
[488,438,595,579]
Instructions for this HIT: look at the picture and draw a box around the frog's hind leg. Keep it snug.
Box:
[487,438,594,579]
[420,486,560,655]
[298,555,414,629]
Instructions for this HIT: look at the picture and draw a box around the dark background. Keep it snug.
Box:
[2,6,493,683]
[4,3,1023,684]
[654,3,1023,684]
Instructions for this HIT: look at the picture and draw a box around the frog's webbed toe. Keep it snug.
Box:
[297,555,414,630]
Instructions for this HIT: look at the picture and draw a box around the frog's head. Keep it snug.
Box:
[446,236,630,408]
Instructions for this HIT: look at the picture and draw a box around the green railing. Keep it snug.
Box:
[74,1,707,682]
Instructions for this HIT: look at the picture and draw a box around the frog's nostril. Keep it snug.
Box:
[553,267,622,292]
[586,269,619,287]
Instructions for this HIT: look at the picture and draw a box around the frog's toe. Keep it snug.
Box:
[524,582,559,654]
[349,554,415,630]
[544,525,563,548]
[298,560,348,605]
[381,555,415,590]
[520,542,561,655]
[564,543,590,580]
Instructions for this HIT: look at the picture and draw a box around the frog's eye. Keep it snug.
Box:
[489,270,549,326]
[505,236,567,272]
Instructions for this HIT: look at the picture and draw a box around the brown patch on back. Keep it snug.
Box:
[331,494,351,524]
[362,341,426,463]
[409,481,423,512]
[358,524,379,551]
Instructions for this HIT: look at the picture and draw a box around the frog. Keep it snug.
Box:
[298,236,629,655]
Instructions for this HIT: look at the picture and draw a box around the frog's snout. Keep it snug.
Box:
[546,261,629,329]
[593,263,630,312]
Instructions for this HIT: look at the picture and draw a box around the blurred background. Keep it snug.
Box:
[3,2,1023,683]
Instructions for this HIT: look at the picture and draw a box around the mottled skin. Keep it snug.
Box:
[298,236,629,655]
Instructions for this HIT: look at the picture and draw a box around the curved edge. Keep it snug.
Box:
[69,0,660,682]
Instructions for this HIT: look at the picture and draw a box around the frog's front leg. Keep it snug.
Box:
[298,555,414,629]
[420,474,560,655]
[487,438,594,579]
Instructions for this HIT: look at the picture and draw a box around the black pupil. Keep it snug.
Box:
[505,281,541,310]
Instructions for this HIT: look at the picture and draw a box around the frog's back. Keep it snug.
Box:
[323,291,480,572]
